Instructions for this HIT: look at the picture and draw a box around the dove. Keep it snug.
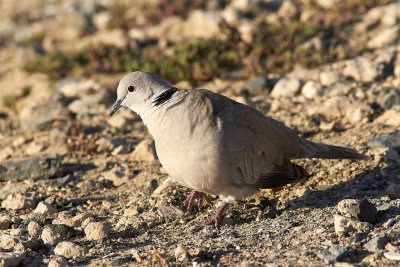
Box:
[109,71,368,227]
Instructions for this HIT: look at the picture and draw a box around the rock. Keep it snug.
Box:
[0,215,11,230]
[92,11,112,31]
[364,234,388,252]
[41,224,76,247]
[53,212,94,228]
[157,203,184,220]
[221,7,241,24]
[1,192,36,210]
[301,80,324,99]
[48,256,68,267]
[56,77,99,98]
[84,222,111,240]
[0,235,31,251]
[67,89,112,117]
[342,57,382,83]
[0,156,63,182]
[334,214,373,237]
[381,89,400,110]
[367,25,400,49]
[246,76,267,95]
[271,78,301,98]
[27,221,42,237]
[319,71,341,86]
[54,241,86,259]
[319,121,336,131]
[337,199,377,224]
[384,252,400,261]
[102,168,129,187]
[375,108,400,127]
[383,218,395,228]
[317,245,346,264]
[175,243,190,262]
[34,201,57,216]
[131,139,157,162]
[385,184,400,195]
[367,131,400,149]
[0,252,26,267]
[316,0,340,8]
[95,137,114,153]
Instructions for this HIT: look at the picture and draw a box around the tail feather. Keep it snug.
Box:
[298,140,369,160]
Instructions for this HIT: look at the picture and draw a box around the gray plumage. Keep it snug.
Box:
[110,71,368,203]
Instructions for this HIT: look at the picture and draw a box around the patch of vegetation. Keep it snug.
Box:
[2,86,31,111]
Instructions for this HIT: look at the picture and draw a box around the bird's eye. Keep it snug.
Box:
[127,85,135,92]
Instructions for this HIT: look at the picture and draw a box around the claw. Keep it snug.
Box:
[201,202,230,227]
[182,190,210,212]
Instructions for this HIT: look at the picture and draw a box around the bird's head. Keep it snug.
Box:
[109,71,172,116]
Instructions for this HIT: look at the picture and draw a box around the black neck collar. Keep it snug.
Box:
[152,87,179,107]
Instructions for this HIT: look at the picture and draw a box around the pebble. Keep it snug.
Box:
[367,130,400,149]
[301,80,324,99]
[317,245,346,264]
[334,214,373,237]
[384,251,400,261]
[175,243,190,262]
[342,57,382,83]
[1,192,36,210]
[54,241,86,259]
[364,234,388,252]
[131,139,158,162]
[34,201,57,216]
[48,256,68,267]
[53,212,94,228]
[84,222,111,240]
[337,199,377,224]
[246,76,267,95]
[270,78,301,98]
[41,224,76,247]
[95,137,114,153]
[0,252,26,267]
[0,215,11,230]
[383,218,395,228]
[381,89,400,110]
[157,203,184,220]
[0,235,31,251]
[27,221,42,237]
[102,169,129,187]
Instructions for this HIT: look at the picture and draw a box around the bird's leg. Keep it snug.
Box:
[203,202,230,227]
[182,190,211,211]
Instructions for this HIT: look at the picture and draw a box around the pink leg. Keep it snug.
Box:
[182,190,211,211]
[203,202,230,227]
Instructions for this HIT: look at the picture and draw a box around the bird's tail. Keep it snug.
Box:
[298,139,369,160]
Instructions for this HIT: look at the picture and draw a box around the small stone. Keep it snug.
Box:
[342,57,382,83]
[384,252,400,261]
[367,131,400,149]
[0,235,30,251]
[319,121,335,131]
[319,71,341,86]
[334,214,373,237]
[317,245,346,264]
[130,249,142,263]
[25,142,43,155]
[34,201,57,216]
[271,78,301,98]
[102,169,129,187]
[27,221,42,237]
[53,213,95,228]
[41,224,76,247]
[157,203,184,220]
[337,199,377,224]
[131,139,157,162]
[96,137,114,153]
[48,256,68,267]
[385,184,400,195]
[175,243,190,262]
[92,11,112,31]
[1,192,36,210]
[364,234,388,252]
[367,25,400,49]
[0,252,26,267]
[383,218,395,228]
[0,215,11,230]
[385,243,398,252]
[381,89,400,110]
[246,76,267,95]
[301,81,324,99]
[84,222,111,240]
[54,241,86,259]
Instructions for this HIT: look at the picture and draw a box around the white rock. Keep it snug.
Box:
[25,142,43,155]
[334,214,373,237]
[92,11,112,31]
[131,139,157,162]
[384,251,400,261]
[1,193,36,210]
[0,235,29,251]
[316,0,340,9]
[222,7,241,24]
[342,57,382,83]
[34,201,57,216]
[48,257,68,267]
[54,241,86,259]
[319,71,341,86]
[301,80,324,99]
[84,222,111,240]
[271,78,301,98]
[367,25,400,49]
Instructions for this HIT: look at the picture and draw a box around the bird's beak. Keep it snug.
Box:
[109,98,123,117]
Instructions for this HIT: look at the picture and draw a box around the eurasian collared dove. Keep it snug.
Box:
[109,71,368,226]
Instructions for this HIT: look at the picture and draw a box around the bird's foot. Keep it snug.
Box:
[182,190,212,212]
[202,202,230,227]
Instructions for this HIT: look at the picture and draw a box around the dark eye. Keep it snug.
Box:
[127,85,135,92]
